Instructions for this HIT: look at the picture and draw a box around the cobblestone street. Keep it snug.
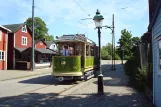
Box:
[0,61,152,107]
[31,63,152,107]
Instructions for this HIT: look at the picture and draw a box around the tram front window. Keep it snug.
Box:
[61,45,70,56]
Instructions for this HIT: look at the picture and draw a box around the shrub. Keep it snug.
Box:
[124,56,146,91]
[101,55,112,60]
[114,54,121,60]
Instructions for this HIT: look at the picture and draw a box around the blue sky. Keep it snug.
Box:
[0,0,149,46]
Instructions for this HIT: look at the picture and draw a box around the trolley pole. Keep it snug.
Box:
[32,0,35,71]
[113,14,116,70]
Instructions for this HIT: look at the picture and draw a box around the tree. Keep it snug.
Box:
[132,37,140,46]
[101,43,119,60]
[25,17,49,40]
[44,35,54,41]
[118,29,133,59]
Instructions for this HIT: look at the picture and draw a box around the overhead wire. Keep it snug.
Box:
[73,0,90,17]
[35,1,94,38]
[72,0,94,38]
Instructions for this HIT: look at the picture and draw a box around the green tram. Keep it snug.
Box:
[52,34,99,81]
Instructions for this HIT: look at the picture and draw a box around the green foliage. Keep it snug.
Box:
[118,29,141,59]
[124,55,147,91]
[25,17,49,40]
[101,55,112,60]
[114,54,121,60]
[101,43,120,60]
[132,37,140,46]
[44,35,54,41]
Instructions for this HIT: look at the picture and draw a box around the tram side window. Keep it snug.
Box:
[91,48,94,56]
[69,44,74,56]
[76,45,81,56]
[86,45,89,56]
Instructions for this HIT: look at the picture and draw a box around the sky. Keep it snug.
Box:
[0,0,149,46]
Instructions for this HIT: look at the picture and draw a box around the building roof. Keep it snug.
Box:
[34,39,47,45]
[148,1,161,31]
[3,23,24,33]
[35,48,56,54]
[55,34,96,46]
[14,47,27,52]
[0,25,11,32]
[44,41,55,48]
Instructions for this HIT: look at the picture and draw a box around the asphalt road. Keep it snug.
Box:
[0,60,122,107]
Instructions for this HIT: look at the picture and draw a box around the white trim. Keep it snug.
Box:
[6,33,8,70]
[22,25,27,33]
[0,51,5,61]
[0,30,2,41]
[21,36,27,46]
[40,42,43,45]
[0,25,11,32]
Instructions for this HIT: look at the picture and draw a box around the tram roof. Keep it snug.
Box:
[55,34,96,46]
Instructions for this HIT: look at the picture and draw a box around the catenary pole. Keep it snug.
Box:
[32,0,35,71]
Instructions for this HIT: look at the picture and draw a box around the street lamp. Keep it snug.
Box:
[93,9,104,95]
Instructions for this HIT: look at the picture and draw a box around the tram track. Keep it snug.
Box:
[28,66,111,107]
[0,78,83,105]
[0,63,111,106]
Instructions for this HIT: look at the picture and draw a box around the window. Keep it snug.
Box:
[0,51,5,61]
[0,30,2,41]
[158,40,161,75]
[22,36,27,45]
[22,25,27,33]
[40,42,43,45]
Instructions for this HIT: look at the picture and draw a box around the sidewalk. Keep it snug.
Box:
[33,64,152,107]
[0,68,52,81]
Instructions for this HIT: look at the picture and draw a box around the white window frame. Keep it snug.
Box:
[0,51,5,61]
[40,42,43,45]
[22,36,27,46]
[0,30,2,41]
[22,25,27,33]
[158,40,161,75]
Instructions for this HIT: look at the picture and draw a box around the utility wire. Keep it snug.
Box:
[73,0,90,17]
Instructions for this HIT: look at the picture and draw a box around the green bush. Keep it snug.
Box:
[114,54,121,60]
[101,55,111,60]
[124,57,146,91]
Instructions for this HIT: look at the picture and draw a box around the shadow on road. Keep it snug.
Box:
[19,75,77,85]
[0,92,152,107]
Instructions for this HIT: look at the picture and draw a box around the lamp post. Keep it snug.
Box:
[93,9,104,95]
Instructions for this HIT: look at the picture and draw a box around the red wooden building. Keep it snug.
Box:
[3,23,32,69]
[4,23,56,70]
[0,25,11,70]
